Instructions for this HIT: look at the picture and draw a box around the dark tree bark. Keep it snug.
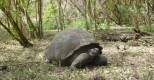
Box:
[0,7,33,47]
[38,0,43,39]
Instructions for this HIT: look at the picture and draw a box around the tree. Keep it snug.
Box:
[0,6,33,47]
[37,0,43,38]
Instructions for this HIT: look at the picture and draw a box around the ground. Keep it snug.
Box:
[0,30,154,80]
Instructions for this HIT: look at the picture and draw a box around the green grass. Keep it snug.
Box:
[142,24,154,32]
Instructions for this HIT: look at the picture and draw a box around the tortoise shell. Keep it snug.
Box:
[45,28,102,63]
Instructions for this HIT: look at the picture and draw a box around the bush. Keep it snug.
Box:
[143,24,154,32]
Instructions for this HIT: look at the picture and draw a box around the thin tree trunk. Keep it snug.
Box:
[57,0,64,30]
[147,2,152,32]
[38,0,43,39]
[83,0,89,30]
[93,0,97,31]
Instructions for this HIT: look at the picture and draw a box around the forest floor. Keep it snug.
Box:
[0,30,154,80]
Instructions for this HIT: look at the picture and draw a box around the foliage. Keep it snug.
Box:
[67,19,86,28]
[99,20,111,31]
[0,0,154,45]
[143,24,154,32]
[40,0,154,32]
[43,3,58,30]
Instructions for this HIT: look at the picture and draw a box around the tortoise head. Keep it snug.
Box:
[88,48,102,57]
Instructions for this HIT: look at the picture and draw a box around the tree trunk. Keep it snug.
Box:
[1,7,33,47]
[38,0,43,39]
[57,0,65,30]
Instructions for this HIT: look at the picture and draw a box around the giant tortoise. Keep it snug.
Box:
[45,28,107,69]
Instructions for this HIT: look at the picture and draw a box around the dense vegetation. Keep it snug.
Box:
[0,0,154,47]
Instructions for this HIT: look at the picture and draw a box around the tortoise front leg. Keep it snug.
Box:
[92,55,107,66]
[70,53,92,70]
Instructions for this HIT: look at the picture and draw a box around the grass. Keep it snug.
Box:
[0,30,154,80]
[0,29,11,42]
[142,24,154,33]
